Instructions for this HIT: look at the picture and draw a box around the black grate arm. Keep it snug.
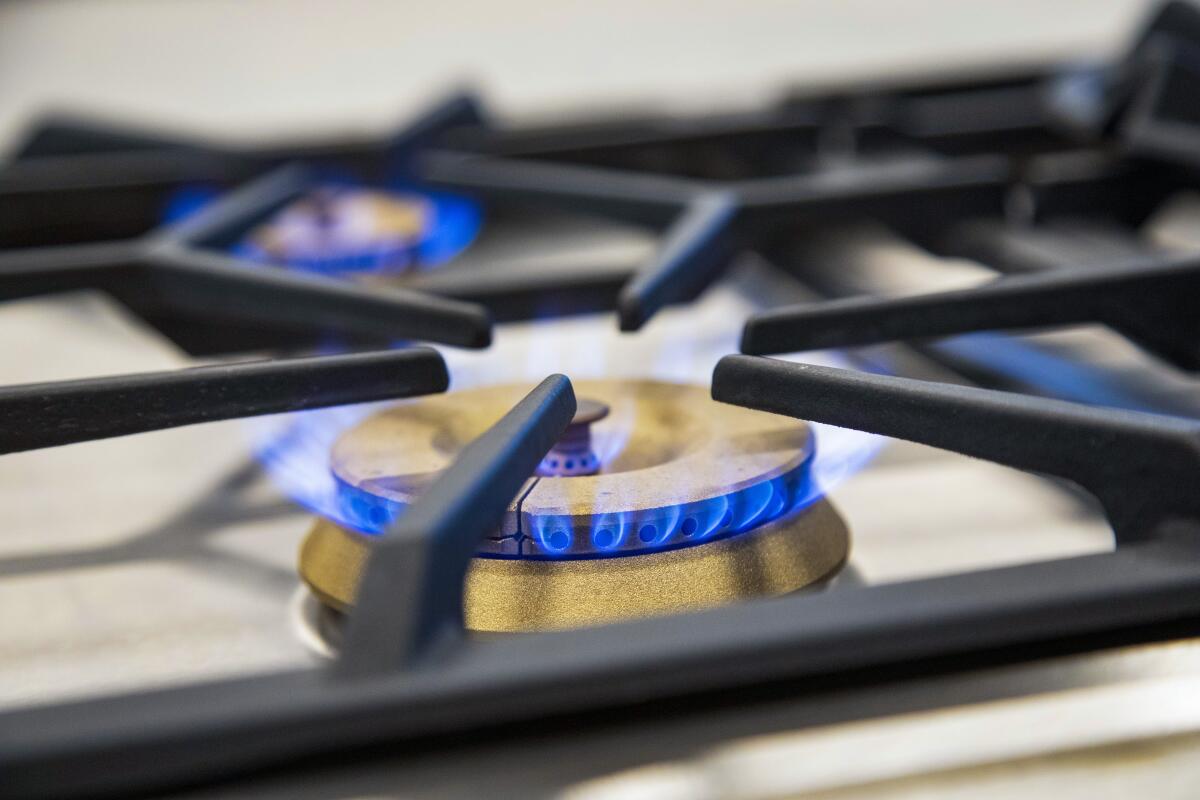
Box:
[741,254,1200,371]
[736,154,1009,223]
[418,150,698,227]
[154,163,309,249]
[144,246,492,348]
[0,240,140,301]
[0,348,449,454]
[337,374,576,675]
[617,191,740,331]
[9,113,211,160]
[388,91,489,158]
[713,355,1200,544]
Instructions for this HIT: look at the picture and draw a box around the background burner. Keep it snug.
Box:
[233,184,482,275]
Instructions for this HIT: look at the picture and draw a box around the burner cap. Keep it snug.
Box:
[236,185,480,275]
[537,397,609,477]
[299,379,849,632]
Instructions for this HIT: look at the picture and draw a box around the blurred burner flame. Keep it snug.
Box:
[162,180,481,276]
[248,401,389,532]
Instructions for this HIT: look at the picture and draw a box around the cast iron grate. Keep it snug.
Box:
[5,4,1200,799]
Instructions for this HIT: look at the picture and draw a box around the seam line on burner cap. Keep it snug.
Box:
[513,477,541,557]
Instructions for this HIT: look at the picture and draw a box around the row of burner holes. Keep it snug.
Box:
[541,509,734,551]
[542,452,599,471]
[347,492,733,540]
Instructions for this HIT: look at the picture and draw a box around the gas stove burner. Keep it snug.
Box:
[234,184,480,275]
[299,379,848,632]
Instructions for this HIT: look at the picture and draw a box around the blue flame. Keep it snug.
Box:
[334,475,406,534]
[161,183,222,224]
[532,516,575,555]
[321,429,837,560]
[513,457,818,560]
[412,189,482,268]
[160,180,480,275]
[248,288,887,549]
[695,493,731,540]
[590,510,633,552]
[245,402,384,530]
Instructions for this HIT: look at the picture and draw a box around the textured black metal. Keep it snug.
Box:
[1045,1,1200,140]
[937,216,1157,275]
[418,150,698,227]
[617,191,740,330]
[1046,0,1200,168]
[6,538,1200,800]
[155,163,311,249]
[475,72,1052,171]
[736,155,1010,228]
[426,142,1179,331]
[1122,1,1200,139]
[741,254,1200,371]
[388,91,488,160]
[8,91,490,173]
[440,91,1172,298]
[713,355,1200,544]
[338,374,576,674]
[465,106,830,171]
[420,153,1016,331]
[0,349,448,454]
[0,240,139,301]
[1120,33,1200,169]
[409,259,632,322]
[1144,0,1200,44]
[10,113,211,160]
[2,60,1179,336]
[0,150,253,248]
[146,248,492,348]
[417,151,764,330]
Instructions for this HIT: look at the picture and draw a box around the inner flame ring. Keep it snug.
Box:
[329,380,818,559]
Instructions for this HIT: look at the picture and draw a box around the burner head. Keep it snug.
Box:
[537,398,609,477]
[236,185,479,275]
[299,380,848,632]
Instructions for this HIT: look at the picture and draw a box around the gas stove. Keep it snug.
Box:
[5,2,1200,798]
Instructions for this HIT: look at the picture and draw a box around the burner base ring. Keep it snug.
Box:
[299,498,848,633]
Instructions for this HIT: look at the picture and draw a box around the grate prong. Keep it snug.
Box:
[0,348,449,454]
[713,355,1200,544]
[338,374,576,674]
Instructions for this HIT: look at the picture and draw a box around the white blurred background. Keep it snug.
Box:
[0,0,1150,148]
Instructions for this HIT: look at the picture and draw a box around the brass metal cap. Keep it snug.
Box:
[300,498,849,633]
